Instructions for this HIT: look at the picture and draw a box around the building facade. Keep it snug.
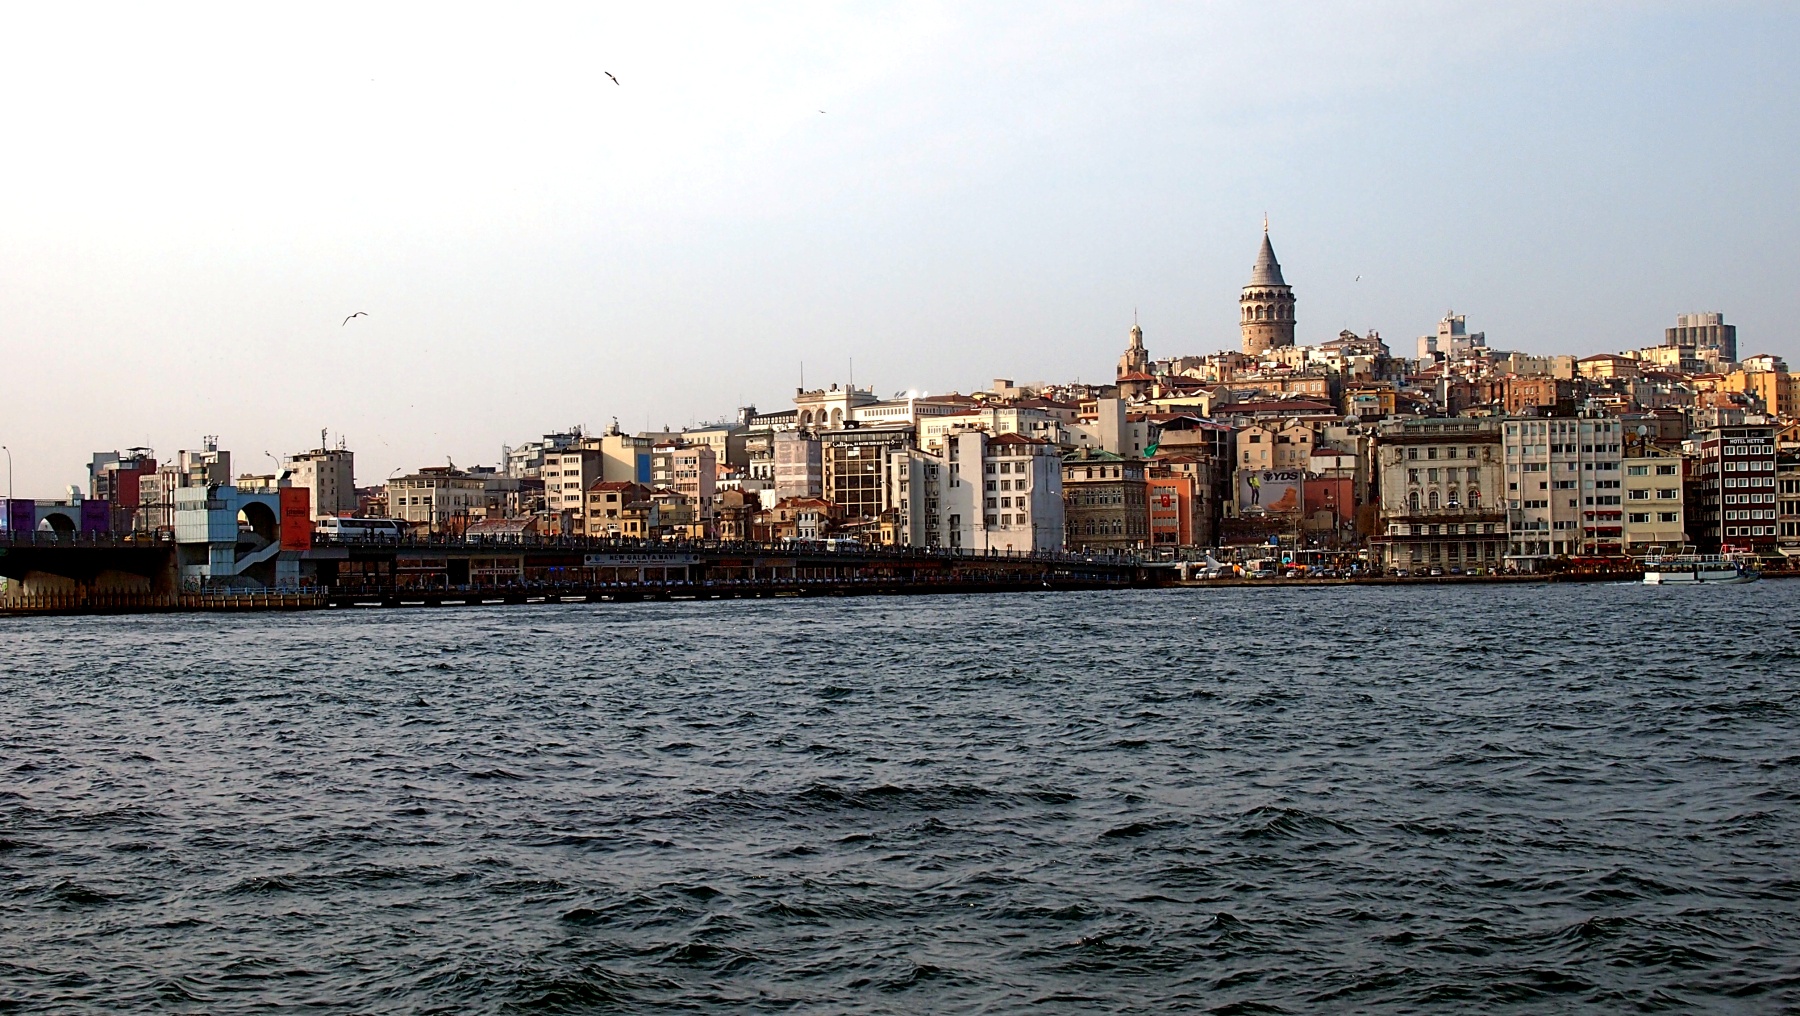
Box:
[1684,424,1778,554]
[1621,448,1686,555]
[1503,415,1626,564]
[1062,449,1148,552]
[1370,418,1507,572]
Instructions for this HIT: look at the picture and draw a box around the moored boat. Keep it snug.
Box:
[1642,554,1760,585]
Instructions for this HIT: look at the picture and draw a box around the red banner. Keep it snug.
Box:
[279,488,313,551]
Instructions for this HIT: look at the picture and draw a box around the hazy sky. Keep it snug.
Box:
[3,3,1797,495]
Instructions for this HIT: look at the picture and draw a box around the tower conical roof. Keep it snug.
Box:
[1248,232,1286,287]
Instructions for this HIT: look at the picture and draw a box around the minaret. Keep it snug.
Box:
[1240,222,1296,356]
[1117,313,1149,378]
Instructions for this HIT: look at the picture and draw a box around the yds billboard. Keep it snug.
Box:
[1237,469,1303,514]
[279,488,314,551]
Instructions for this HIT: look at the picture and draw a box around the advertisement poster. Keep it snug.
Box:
[279,488,314,551]
[1237,469,1303,514]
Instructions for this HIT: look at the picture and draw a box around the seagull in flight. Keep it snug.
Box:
[605,71,620,86]
[342,311,367,326]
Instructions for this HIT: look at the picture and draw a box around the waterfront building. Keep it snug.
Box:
[1621,447,1687,555]
[1370,418,1507,572]
[1502,415,1626,565]
[286,442,356,520]
[1684,424,1779,554]
[1777,451,1800,561]
[1062,448,1148,552]
[1240,226,1296,356]
[388,467,490,530]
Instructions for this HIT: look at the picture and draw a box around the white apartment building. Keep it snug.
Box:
[884,432,1063,552]
[542,449,606,527]
[286,447,356,520]
[1621,449,1686,555]
[1503,416,1625,564]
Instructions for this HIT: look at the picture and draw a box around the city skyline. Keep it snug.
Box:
[4,4,1800,493]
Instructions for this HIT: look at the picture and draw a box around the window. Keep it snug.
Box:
[1656,489,1678,499]
[1656,464,1677,476]
[1428,447,1439,459]
[1627,465,1648,476]
[1628,489,1649,500]
[1658,512,1680,523]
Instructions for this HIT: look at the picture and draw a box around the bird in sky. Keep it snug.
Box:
[605,71,620,86]
[342,312,367,326]
[1354,275,1361,282]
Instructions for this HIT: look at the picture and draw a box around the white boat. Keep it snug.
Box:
[1642,554,1760,585]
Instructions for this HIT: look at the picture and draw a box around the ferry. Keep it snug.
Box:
[1642,553,1760,585]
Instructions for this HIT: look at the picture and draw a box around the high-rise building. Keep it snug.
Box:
[1664,312,1737,365]
[1240,225,1296,356]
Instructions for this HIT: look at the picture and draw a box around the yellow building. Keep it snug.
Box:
[1621,449,1686,555]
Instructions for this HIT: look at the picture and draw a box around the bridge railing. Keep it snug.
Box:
[309,532,1144,568]
[0,530,174,548]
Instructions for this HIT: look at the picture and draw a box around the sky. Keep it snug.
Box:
[2,2,1797,496]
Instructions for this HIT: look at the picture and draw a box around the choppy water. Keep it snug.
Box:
[3,584,1799,1013]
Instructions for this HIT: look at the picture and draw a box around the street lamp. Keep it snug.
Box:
[1,445,11,501]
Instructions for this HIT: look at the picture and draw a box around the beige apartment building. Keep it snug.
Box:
[1369,418,1507,572]
[1621,448,1686,555]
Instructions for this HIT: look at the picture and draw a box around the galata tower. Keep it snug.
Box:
[1240,223,1296,356]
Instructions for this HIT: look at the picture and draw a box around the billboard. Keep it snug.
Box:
[1237,469,1303,514]
[279,488,314,551]
[79,499,110,534]
[5,499,35,534]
